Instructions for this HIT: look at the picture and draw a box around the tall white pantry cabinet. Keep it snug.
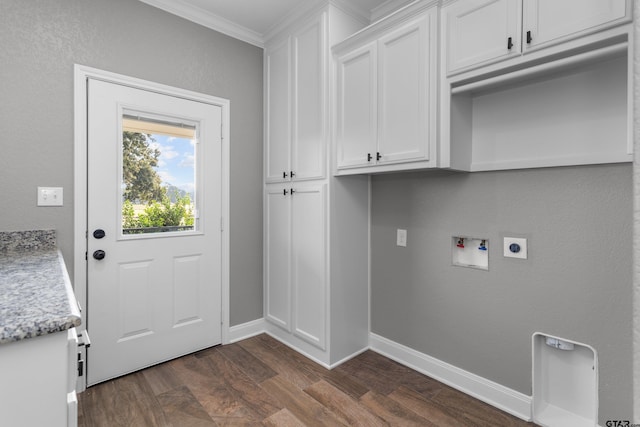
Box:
[263,2,370,367]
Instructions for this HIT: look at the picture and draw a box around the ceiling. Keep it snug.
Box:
[138,0,396,47]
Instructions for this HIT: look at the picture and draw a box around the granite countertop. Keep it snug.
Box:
[0,230,81,344]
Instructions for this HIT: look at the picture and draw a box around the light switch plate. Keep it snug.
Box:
[397,229,407,247]
[37,187,63,206]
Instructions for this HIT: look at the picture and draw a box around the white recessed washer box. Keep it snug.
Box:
[451,236,489,270]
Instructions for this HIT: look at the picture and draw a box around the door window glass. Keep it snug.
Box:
[121,112,198,236]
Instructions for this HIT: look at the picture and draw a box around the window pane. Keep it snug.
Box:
[121,112,197,236]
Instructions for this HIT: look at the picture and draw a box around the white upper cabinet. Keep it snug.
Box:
[441,0,633,172]
[334,3,438,174]
[444,0,630,75]
[265,13,327,183]
[523,0,627,50]
[445,0,521,73]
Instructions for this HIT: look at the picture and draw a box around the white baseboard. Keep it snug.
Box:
[227,318,266,343]
[369,332,533,422]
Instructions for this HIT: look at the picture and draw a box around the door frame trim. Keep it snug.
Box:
[73,64,231,391]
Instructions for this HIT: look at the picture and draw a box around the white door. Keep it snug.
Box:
[523,0,627,51]
[264,185,292,331]
[377,14,431,165]
[292,13,326,181]
[291,184,326,350]
[336,42,377,169]
[445,0,521,74]
[265,37,292,183]
[86,78,223,386]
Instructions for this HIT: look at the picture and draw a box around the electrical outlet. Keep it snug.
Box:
[504,237,527,259]
[397,229,407,247]
[37,187,64,206]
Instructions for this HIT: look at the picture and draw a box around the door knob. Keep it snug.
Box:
[93,250,106,260]
[93,229,106,239]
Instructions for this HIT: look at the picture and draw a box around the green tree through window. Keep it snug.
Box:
[122,131,195,234]
[122,131,165,203]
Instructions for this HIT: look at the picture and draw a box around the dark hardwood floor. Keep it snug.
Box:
[78,333,534,426]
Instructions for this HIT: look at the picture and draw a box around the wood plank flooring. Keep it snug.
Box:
[78,334,534,426]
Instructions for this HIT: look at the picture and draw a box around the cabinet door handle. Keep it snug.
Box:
[290,188,296,195]
[367,153,372,162]
[283,171,289,179]
[290,171,295,178]
[376,152,382,161]
[526,31,532,44]
[507,37,513,50]
[283,188,289,195]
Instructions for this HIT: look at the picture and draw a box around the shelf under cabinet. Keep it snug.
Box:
[446,41,631,172]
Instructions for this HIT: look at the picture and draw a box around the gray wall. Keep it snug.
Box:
[0,0,264,325]
[371,164,633,422]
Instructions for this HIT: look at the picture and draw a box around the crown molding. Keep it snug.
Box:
[263,0,327,41]
[330,0,374,24]
[332,0,439,54]
[370,0,415,22]
[138,0,265,48]
[263,0,370,43]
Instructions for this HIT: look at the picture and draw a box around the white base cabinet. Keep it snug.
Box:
[0,328,78,427]
[265,183,327,351]
[264,178,370,367]
[264,2,370,367]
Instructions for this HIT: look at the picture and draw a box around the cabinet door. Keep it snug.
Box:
[265,38,291,183]
[523,0,627,51]
[336,42,377,169]
[265,187,291,331]
[67,328,78,394]
[377,13,434,164]
[445,0,521,74]
[292,13,326,181]
[291,184,326,349]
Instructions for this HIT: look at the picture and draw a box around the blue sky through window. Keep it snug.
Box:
[150,134,196,198]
